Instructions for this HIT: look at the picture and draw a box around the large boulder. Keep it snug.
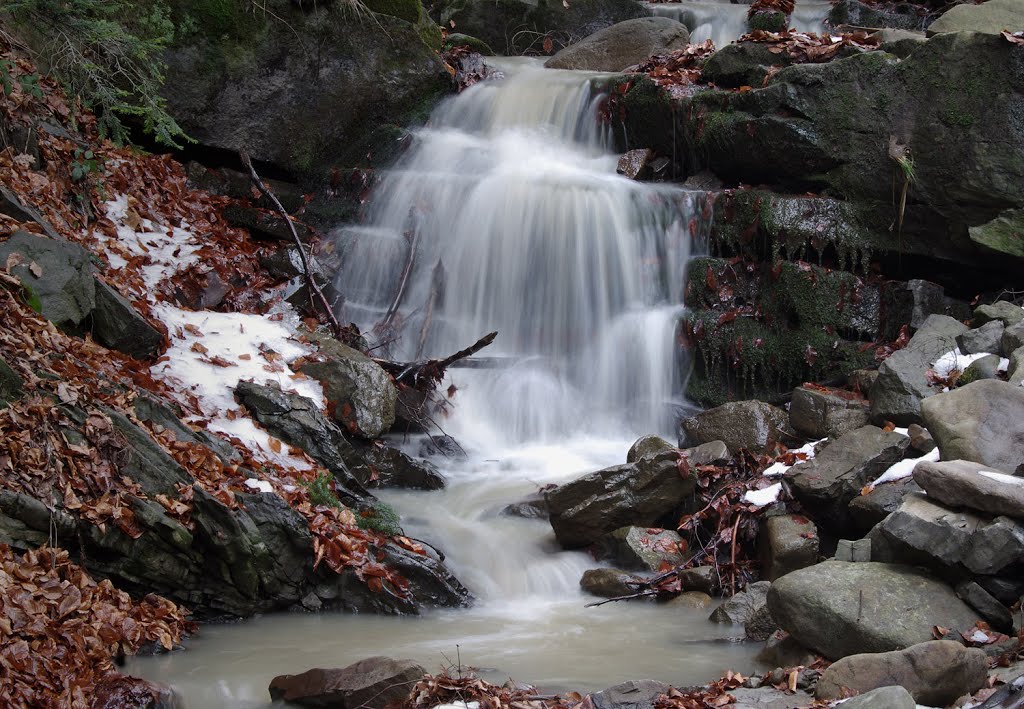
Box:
[436,0,650,55]
[580,567,640,597]
[957,319,1005,355]
[161,7,452,179]
[847,476,922,534]
[766,560,982,659]
[91,279,163,360]
[831,686,915,709]
[784,426,909,535]
[269,656,426,708]
[709,580,770,625]
[870,314,968,426]
[544,17,689,72]
[597,526,687,571]
[927,0,1024,36]
[679,400,788,454]
[298,338,398,438]
[545,449,695,548]
[0,232,95,331]
[759,514,819,582]
[974,300,1024,327]
[969,208,1024,259]
[815,640,988,706]
[626,434,673,463]
[591,680,670,709]
[872,492,1024,575]
[788,385,869,440]
[913,459,1024,519]
[921,380,1024,472]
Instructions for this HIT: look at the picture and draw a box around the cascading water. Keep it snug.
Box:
[126,59,763,707]
[646,0,833,50]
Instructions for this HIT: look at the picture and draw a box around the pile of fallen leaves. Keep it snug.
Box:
[748,0,795,19]
[626,40,717,90]
[0,545,195,707]
[738,30,881,64]
[441,44,501,92]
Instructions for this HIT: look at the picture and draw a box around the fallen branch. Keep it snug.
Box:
[584,589,659,608]
[415,259,445,359]
[240,151,345,342]
[375,331,497,389]
[382,229,419,330]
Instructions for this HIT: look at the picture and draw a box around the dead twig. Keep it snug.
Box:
[584,590,660,608]
[240,151,345,342]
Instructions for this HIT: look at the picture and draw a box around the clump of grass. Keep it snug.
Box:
[300,471,342,508]
[357,501,402,536]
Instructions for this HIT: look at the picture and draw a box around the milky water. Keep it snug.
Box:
[127,57,766,705]
[646,0,832,50]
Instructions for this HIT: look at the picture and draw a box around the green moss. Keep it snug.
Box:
[357,501,403,536]
[443,32,494,55]
[748,10,787,33]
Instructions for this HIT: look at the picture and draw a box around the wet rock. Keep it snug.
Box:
[760,514,819,582]
[234,381,370,503]
[298,338,397,439]
[725,686,815,707]
[828,0,929,31]
[132,390,240,465]
[90,676,180,709]
[617,149,654,180]
[545,449,696,548]
[597,526,687,571]
[784,426,909,535]
[545,17,689,72]
[677,565,719,594]
[185,161,304,213]
[702,42,793,90]
[680,401,789,455]
[349,444,445,491]
[744,603,779,642]
[960,353,1003,383]
[848,369,879,394]
[580,568,640,597]
[668,591,713,609]
[269,656,426,708]
[681,440,731,466]
[222,204,318,244]
[626,434,673,463]
[874,493,1024,576]
[417,435,465,460]
[921,380,1024,473]
[906,423,935,454]
[974,300,1024,328]
[831,685,915,709]
[847,477,921,535]
[436,0,649,56]
[879,280,968,341]
[755,630,816,669]
[928,0,1024,35]
[91,279,163,360]
[591,679,670,709]
[443,32,494,55]
[0,232,95,331]
[913,459,1024,519]
[1003,321,1024,354]
[789,385,869,440]
[956,581,1014,633]
[815,640,988,705]
[958,320,1005,355]
[503,491,549,519]
[766,560,982,659]
[709,580,770,625]
[869,314,968,426]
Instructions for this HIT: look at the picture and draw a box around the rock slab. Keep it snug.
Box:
[269,656,426,708]
[545,17,690,72]
[680,400,788,454]
[913,459,1024,519]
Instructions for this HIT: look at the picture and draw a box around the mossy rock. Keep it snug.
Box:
[748,10,788,33]
[969,208,1024,259]
[827,0,929,32]
[443,32,495,55]
[363,0,423,23]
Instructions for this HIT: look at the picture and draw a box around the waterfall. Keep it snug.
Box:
[332,58,699,445]
[646,0,833,50]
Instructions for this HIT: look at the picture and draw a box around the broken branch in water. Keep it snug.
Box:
[375,331,497,389]
[240,151,345,342]
[584,590,660,608]
[382,229,419,330]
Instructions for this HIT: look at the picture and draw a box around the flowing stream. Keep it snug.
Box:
[646,0,832,50]
[128,56,767,707]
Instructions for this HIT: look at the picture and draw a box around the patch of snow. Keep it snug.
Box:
[744,482,782,507]
[763,438,826,477]
[150,303,324,470]
[244,479,273,493]
[866,448,941,490]
[932,348,991,378]
[998,357,1010,373]
[893,427,909,437]
[979,470,1024,486]
[969,629,989,643]
[435,702,480,709]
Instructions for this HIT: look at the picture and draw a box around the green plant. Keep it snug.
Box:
[0,59,44,99]
[357,501,402,536]
[70,148,100,182]
[2,0,190,147]
[300,471,342,508]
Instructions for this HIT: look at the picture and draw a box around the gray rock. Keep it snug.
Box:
[789,385,870,440]
[597,526,687,571]
[744,603,779,642]
[726,686,815,708]
[545,450,696,548]
[683,440,732,466]
[974,300,1024,328]
[829,0,930,31]
[835,538,872,562]
[958,320,1005,355]
[617,149,655,180]
[234,381,370,503]
[921,380,1024,473]
[969,207,1024,259]
[502,491,549,519]
[298,338,397,439]
[829,685,915,709]
[956,581,1014,633]
[1010,346,1024,386]
[677,565,719,594]
[91,279,163,360]
[668,591,713,609]
[709,580,770,625]
[0,232,95,331]
[766,560,981,659]
[870,314,968,426]
[815,640,988,706]
[875,493,1024,576]
[349,444,445,491]
[269,656,426,708]
[545,17,689,72]
[591,679,670,709]
[580,568,640,597]
[760,514,819,582]
[680,401,789,455]
[913,459,1024,519]
[702,42,794,90]
[784,426,909,535]
[848,477,922,534]
[928,0,1024,36]
[848,369,879,395]
[960,353,1003,383]
[907,423,935,454]
[627,434,673,463]
[755,630,816,669]
[880,280,967,341]
[1004,321,1024,354]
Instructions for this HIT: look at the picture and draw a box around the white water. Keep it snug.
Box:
[128,58,767,705]
[646,0,832,50]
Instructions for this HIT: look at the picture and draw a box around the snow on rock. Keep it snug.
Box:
[979,470,1024,486]
[865,448,941,491]
[151,303,324,470]
[744,482,782,507]
[932,348,991,378]
[762,439,826,477]
[244,479,274,493]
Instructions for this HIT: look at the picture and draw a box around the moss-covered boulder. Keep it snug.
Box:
[969,208,1024,258]
[827,0,931,32]
[435,0,650,55]
[161,3,452,180]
